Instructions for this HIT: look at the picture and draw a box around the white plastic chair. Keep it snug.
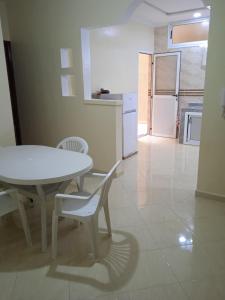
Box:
[0,188,32,246]
[52,161,121,259]
[56,137,89,191]
[57,136,88,154]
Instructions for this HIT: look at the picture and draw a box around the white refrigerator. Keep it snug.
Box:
[98,92,138,158]
[122,93,138,158]
[99,93,138,158]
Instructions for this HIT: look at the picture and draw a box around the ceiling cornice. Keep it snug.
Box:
[143,0,209,16]
[201,0,211,6]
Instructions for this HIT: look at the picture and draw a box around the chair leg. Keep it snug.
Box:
[17,196,32,247]
[103,200,112,236]
[88,217,99,259]
[52,210,58,259]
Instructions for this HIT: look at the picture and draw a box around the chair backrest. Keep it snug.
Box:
[57,136,89,154]
[93,161,121,212]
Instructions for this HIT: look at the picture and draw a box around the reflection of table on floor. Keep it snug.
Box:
[0,145,93,251]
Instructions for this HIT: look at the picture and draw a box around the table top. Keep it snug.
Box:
[0,145,93,185]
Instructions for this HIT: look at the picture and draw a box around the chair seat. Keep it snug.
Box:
[61,192,100,218]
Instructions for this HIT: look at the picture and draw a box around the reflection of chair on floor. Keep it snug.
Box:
[0,188,32,246]
[47,229,139,293]
[52,161,121,259]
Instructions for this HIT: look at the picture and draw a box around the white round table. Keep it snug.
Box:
[0,145,93,251]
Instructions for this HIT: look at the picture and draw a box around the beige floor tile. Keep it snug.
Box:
[147,220,194,248]
[172,176,197,190]
[162,245,213,282]
[108,188,135,209]
[124,188,173,209]
[95,294,124,300]
[169,188,196,204]
[183,215,225,243]
[114,250,178,293]
[10,267,69,300]
[57,229,140,298]
[95,283,189,300]
[120,177,152,193]
[0,272,17,300]
[138,204,179,224]
[127,283,188,300]
[69,276,225,300]
[170,198,225,220]
[203,241,225,276]
[180,276,225,300]
[66,250,135,297]
[111,226,159,251]
[99,206,145,229]
[68,249,177,297]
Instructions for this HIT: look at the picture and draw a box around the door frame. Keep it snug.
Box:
[4,41,22,145]
[137,51,153,137]
[152,51,181,138]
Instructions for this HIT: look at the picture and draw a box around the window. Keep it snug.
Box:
[168,19,209,48]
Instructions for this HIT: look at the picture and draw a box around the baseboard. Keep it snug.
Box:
[123,151,138,160]
[115,169,124,178]
[195,190,225,202]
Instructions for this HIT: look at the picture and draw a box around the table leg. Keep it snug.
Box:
[36,185,47,252]
[13,193,32,247]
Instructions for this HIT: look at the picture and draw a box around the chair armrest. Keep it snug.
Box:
[55,193,91,201]
[91,172,107,177]
[84,171,107,178]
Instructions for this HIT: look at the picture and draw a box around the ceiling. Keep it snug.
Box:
[131,0,210,27]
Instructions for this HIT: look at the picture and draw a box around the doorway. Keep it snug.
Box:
[152,52,181,139]
[138,53,152,137]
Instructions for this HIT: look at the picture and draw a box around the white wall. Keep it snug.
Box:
[90,22,154,94]
[0,19,15,146]
[0,1,10,40]
[197,0,225,197]
[5,0,138,171]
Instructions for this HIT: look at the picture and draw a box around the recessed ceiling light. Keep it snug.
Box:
[193,12,202,18]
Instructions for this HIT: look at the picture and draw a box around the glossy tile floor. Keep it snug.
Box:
[1,136,225,299]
